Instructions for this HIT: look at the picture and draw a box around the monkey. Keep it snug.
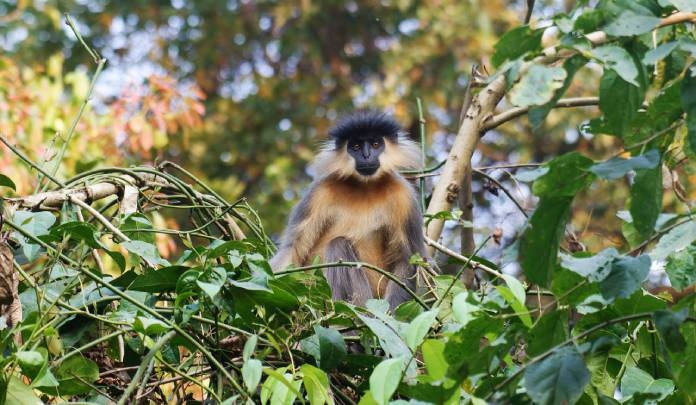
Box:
[270,111,427,310]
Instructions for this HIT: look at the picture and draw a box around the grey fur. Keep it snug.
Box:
[324,237,373,305]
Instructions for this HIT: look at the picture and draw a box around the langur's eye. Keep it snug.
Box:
[372,141,381,148]
[351,143,360,151]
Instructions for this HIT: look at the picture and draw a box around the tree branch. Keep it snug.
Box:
[481,97,599,133]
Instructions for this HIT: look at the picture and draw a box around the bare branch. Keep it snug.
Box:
[481,97,599,133]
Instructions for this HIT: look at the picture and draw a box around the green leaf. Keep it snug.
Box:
[13,210,56,261]
[5,376,42,405]
[665,246,696,289]
[54,355,99,395]
[532,152,595,197]
[0,173,16,190]
[422,339,447,380]
[620,367,674,401]
[491,26,543,67]
[651,220,696,260]
[196,266,227,299]
[529,55,588,127]
[681,63,696,153]
[451,292,481,327]
[653,309,688,352]
[630,162,663,239]
[591,45,640,86]
[498,274,532,328]
[661,0,696,12]
[243,334,258,363]
[134,316,169,335]
[314,325,346,371]
[120,240,170,267]
[520,196,573,287]
[599,255,651,301]
[404,310,437,351]
[357,313,411,360]
[524,346,590,405]
[369,357,405,405]
[119,213,154,243]
[560,248,618,281]
[300,364,332,405]
[590,149,660,180]
[527,311,568,357]
[598,69,644,136]
[129,265,188,293]
[603,11,660,36]
[643,41,679,65]
[242,358,263,394]
[509,65,567,107]
[49,221,100,247]
[15,350,45,379]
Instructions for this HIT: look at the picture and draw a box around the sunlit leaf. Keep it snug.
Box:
[524,346,590,405]
[369,357,405,405]
[509,65,567,107]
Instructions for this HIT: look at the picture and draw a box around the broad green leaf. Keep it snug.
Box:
[653,309,688,352]
[262,369,301,405]
[661,0,696,11]
[300,364,333,405]
[5,376,42,405]
[643,41,679,65]
[620,367,674,401]
[604,11,660,36]
[369,357,405,405]
[524,346,590,405]
[0,173,16,190]
[491,26,543,67]
[532,153,595,197]
[591,46,640,86]
[529,55,587,127]
[119,213,154,243]
[598,69,644,136]
[129,265,187,292]
[242,358,263,394]
[422,339,447,380]
[651,220,696,260]
[527,311,568,357]
[520,196,573,287]
[681,63,696,153]
[497,285,532,328]
[196,266,227,299]
[120,240,170,267]
[674,323,696,394]
[15,350,45,379]
[54,355,99,395]
[404,310,437,351]
[314,325,346,371]
[590,150,659,180]
[630,162,663,239]
[13,210,56,261]
[451,292,481,327]
[498,274,532,328]
[560,248,618,281]
[599,255,651,301]
[509,65,567,107]
[665,246,696,289]
[357,313,411,360]
[243,334,258,363]
[134,316,169,335]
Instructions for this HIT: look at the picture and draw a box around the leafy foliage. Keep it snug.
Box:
[1,1,696,404]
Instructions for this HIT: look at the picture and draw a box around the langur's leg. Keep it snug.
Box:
[324,237,373,306]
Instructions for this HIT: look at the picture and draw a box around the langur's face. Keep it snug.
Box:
[345,136,386,176]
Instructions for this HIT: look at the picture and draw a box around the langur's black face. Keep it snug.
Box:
[345,136,386,176]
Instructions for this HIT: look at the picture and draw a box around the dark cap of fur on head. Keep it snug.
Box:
[329,111,402,147]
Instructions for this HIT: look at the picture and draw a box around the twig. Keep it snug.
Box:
[425,236,502,279]
[118,331,176,405]
[481,97,599,133]
[0,135,66,187]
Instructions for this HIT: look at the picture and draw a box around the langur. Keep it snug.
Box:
[271,111,427,309]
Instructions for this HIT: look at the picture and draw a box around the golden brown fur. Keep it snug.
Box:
[271,113,426,308]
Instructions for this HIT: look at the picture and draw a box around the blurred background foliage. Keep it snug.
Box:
[2,0,686,257]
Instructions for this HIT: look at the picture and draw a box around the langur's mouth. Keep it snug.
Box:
[356,165,379,176]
